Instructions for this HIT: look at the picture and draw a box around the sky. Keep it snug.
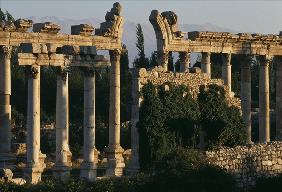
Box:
[1,0,282,34]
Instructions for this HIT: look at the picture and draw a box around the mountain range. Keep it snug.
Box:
[28,16,237,65]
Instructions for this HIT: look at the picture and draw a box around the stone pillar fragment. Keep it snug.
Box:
[53,67,72,182]
[241,55,252,143]
[222,53,232,94]
[156,50,169,71]
[106,49,125,176]
[276,57,282,140]
[80,68,97,181]
[24,66,46,184]
[0,46,15,170]
[258,55,271,143]
[179,52,190,72]
[201,52,211,78]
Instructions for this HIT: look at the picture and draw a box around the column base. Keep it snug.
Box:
[80,162,96,181]
[53,163,71,182]
[105,145,125,177]
[24,163,45,184]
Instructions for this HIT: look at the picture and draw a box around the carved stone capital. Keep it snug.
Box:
[26,66,40,79]
[240,55,253,69]
[56,67,69,81]
[82,67,95,77]
[201,52,211,64]
[109,49,121,62]
[222,53,232,66]
[257,55,271,67]
[1,46,12,59]
[156,50,169,66]
[179,52,189,63]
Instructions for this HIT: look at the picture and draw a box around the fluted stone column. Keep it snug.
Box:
[179,52,190,72]
[0,46,15,170]
[241,55,252,143]
[157,50,169,71]
[106,49,125,176]
[80,68,96,181]
[24,65,46,184]
[276,57,282,140]
[258,55,271,143]
[222,53,232,94]
[201,52,211,78]
[53,67,72,182]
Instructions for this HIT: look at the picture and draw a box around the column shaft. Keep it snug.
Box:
[53,67,71,181]
[241,56,252,143]
[0,46,14,169]
[179,52,189,72]
[258,55,270,143]
[222,53,232,94]
[201,52,211,78]
[80,68,96,181]
[106,49,125,176]
[156,51,169,71]
[24,65,45,184]
[276,57,282,140]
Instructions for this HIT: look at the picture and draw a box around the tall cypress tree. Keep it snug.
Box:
[133,24,149,68]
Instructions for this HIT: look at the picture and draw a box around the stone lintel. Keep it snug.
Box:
[20,43,48,54]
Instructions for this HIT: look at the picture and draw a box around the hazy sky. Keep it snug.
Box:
[1,0,282,34]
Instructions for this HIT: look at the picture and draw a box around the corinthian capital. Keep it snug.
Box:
[2,45,12,58]
[257,55,272,67]
[56,66,69,81]
[109,49,121,62]
[82,67,95,77]
[179,52,189,63]
[26,65,40,79]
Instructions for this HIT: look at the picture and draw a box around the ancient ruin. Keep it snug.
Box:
[1,2,282,187]
[0,2,124,183]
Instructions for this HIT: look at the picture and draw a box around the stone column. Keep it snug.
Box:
[53,67,72,182]
[179,52,190,72]
[24,65,46,184]
[126,69,143,175]
[201,52,211,78]
[241,55,252,144]
[258,55,271,143]
[0,46,15,170]
[222,53,232,95]
[156,50,169,71]
[106,49,125,176]
[276,57,282,140]
[80,68,96,181]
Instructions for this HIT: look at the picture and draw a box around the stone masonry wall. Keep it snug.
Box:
[206,142,282,188]
[132,66,241,108]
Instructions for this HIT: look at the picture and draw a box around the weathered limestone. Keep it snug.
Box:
[53,67,72,182]
[222,53,232,94]
[179,52,190,72]
[201,52,211,78]
[276,57,282,140]
[0,46,15,170]
[24,65,46,184]
[258,55,271,143]
[106,49,125,176]
[241,55,252,143]
[156,51,169,71]
[80,68,97,181]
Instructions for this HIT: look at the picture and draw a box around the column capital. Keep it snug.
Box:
[1,45,12,59]
[201,52,211,64]
[222,53,232,66]
[240,55,253,69]
[26,65,40,79]
[179,51,189,63]
[109,49,122,61]
[82,67,95,77]
[257,55,272,67]
[156,50,169,70]
[56,66,69,81]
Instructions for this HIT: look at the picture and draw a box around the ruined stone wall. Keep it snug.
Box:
[132,66,241,108]
[206,142,282,188]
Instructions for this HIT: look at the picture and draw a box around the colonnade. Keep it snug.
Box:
[0,45,124,183]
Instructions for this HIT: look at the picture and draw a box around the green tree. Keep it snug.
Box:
[5,11,14,22]
[133,24,149,68]
[149,52,158,67]
[168,51,174,71]
[0,9,5,21]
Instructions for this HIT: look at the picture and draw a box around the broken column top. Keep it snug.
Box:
[14,19,33,32]
[33,22,60,34]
